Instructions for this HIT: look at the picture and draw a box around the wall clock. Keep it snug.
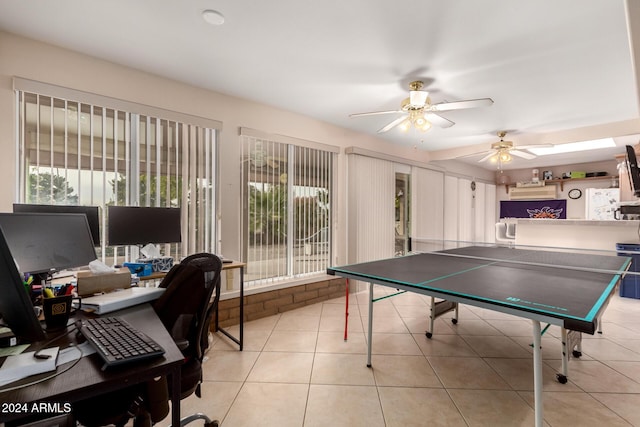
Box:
[568,189,582,199]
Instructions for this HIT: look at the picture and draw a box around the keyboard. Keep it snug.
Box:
[77,317,165,368]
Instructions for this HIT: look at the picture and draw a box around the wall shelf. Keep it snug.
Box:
[503,175,617,193]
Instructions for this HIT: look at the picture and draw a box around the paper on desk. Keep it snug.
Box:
[0,344,95,388]
[0,347,59,387]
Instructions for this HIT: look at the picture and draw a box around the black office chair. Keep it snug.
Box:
[74,253,222,427]
[152,252,222,427]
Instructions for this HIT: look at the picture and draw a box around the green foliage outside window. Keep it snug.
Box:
[27,172,79,204]
[109,173,181,207]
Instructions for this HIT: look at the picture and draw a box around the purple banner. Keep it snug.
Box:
[500,199,567,219]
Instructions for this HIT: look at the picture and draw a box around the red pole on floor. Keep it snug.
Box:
[344,279,349,341]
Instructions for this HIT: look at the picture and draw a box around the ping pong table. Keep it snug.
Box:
[327,245,631,427]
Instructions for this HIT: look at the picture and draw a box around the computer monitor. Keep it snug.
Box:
[13,203,101,246]
[626,145,640,198]
[0,226,46,342]
[107,206,182,246]
[0,213,98,276]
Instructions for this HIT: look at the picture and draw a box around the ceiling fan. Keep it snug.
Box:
[349,80,494,133]
[465,131,546,165]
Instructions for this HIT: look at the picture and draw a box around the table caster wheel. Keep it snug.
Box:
[572,350,582,358]
[451,319,458,325]
[426,332,433,339]
[556,374,568,384]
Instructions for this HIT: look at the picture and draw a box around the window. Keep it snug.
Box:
[240,129,337,286]
[14,79,220,264]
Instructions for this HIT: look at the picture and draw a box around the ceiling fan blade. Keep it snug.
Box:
[377,115,408,133]
[510,150,537,160]
[455,149,493,159]
[478,151,497,163]
[349,110,403,117]
[431,98,494,112]
[425,113,455,128]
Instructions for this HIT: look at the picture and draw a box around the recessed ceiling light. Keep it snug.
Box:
[528,138,616,156]
[202,9,225,26]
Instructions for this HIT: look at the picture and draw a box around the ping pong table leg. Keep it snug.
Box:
[558,328,583,383]
[559,328,569,384]
[532,320,544,427]
[426,298,458,339]
[367,283,374,368]
[597,314,603,334]
[454,302,459,324]
[427,297,435,338]
[573,331,582,357]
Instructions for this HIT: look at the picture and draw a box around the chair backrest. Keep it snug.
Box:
[152,253,222,360]
[495,222,515,243]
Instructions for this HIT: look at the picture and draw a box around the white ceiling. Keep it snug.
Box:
[1,0,639,170]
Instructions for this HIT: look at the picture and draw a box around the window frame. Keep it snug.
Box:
[14,78,221,264]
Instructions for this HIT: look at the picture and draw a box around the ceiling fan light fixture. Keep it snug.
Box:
[488,149,512,165]
[402,111,431,133]
[499,151,512,162]
[399,119,412,132]
[409,90,428,107]
[418,119,432,132]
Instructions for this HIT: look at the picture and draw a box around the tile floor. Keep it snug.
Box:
[158,286,640,427]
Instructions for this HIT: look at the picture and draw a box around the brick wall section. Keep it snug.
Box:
[215,277,346,328]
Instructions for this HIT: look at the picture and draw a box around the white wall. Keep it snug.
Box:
[496,160,620,219]
[0,31,495,267]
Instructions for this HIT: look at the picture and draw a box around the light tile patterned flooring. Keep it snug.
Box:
[159,286,640,427]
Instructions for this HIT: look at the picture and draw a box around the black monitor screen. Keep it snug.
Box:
[0,213,98,275]
[13,204,101,246]
[108,206,182,246]
[0,226,46,342]
[626,145,640,198]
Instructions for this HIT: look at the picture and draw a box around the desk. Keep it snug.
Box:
[216,261,246,351]
[138,271,168,282]
[328,245,630,427]
[0,304,184,426]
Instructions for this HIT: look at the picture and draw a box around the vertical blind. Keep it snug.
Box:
[240,129,336,286]
[411,167,445,252]
[14,82,220,263]
[347,155,395,264]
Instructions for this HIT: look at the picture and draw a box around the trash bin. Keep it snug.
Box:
[616,243,640,299]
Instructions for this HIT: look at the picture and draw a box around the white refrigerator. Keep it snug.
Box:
[585,188,620,220]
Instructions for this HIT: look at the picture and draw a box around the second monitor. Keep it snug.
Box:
[13,203,101,246]
[107,206,182,246]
